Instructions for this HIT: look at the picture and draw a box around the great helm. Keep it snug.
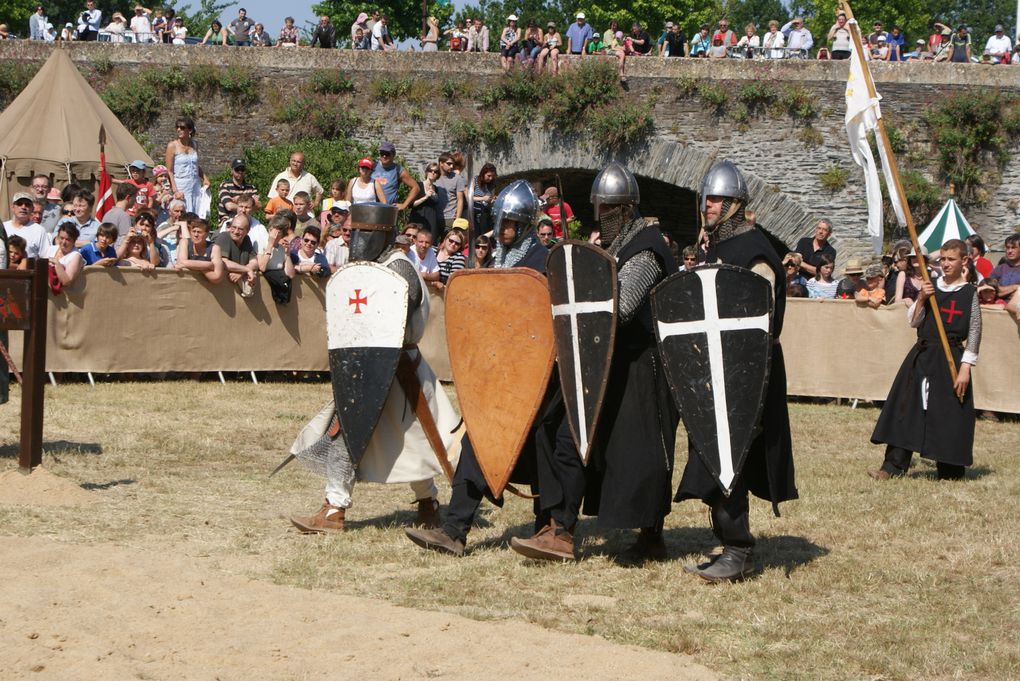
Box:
[491,180,539,246]
[590,161,640,216]
[348,201,399,262]
[698,159,748,216]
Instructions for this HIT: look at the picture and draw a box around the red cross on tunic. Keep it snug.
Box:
[940,299,962,324]
[349,289,368,314]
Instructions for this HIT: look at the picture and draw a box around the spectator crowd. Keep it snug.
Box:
[4,132,1019,323]
[5,4,1020,66]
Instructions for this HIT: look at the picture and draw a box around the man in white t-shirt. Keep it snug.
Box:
[985,24,1012,63]
[407,230,440,283]
[371,15,394,51]
[267,152,323,207]
[130,5,153,42]
[3,193,51,258]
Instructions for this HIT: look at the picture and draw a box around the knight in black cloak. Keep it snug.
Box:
[676,160,797,583]
[869,239,981,481]
[405,180,579,559]
[580,162,679,564]
[288,202,461,534]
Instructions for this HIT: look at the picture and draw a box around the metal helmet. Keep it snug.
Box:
[698,160,748,215]
[491,180,539,246]
[590,161,640,215]
[348,201,399,262]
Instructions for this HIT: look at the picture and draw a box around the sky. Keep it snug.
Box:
[225,0,468,39]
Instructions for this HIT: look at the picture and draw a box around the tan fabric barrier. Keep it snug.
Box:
[8,270,1019,412]
[783,298,1019,413]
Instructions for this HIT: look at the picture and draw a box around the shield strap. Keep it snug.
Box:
[395,349,456,482]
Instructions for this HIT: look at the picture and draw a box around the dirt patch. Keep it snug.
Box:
[0,536,719,681]
[0,466,97,507]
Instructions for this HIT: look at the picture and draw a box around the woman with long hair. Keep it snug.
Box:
[410,162,443,241]
[165,117,201,213]
[471,234,493,268]
[895,249,928,304]
[520,19,542,66]
[472,162,497,236]
[806,253,838,298]
[201,19,229,45]
[422,15,439,51]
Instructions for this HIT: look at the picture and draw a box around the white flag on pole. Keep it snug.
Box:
[844,19,906,253]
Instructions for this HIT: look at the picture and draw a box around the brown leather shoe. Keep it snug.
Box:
[405,526,465,556]
[868,469,892,480]
[414,497,441,529]
[510,520,575,562]
[615,528,667,566]
[290,501,345,534]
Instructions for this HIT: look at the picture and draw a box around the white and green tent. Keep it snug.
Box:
[918,198,975,252]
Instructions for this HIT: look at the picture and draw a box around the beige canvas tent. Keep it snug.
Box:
[0,48,153,214]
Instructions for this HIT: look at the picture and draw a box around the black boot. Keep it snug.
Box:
[615,525,667,566]
[690,545,756,583]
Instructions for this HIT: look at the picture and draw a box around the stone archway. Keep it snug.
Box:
[475,130,821,251]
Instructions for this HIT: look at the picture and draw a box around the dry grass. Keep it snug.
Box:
[1,381,1018,680]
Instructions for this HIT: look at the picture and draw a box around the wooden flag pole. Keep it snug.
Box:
[840,0,961,399]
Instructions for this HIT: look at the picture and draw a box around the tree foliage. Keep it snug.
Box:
[312,0,453,43]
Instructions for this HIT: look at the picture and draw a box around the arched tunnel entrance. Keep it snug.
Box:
[500,168,701,247]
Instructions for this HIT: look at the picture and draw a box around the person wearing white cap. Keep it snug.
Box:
[566,11,592,55]
[3,193,50,259]
[499,15,520,71]
[985,24,1012,63]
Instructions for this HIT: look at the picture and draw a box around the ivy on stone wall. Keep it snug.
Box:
[84,63,260,130]
[447,60,653,151]
[0,61,40,109]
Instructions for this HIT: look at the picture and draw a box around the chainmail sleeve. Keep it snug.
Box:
[387,256,423,313]
[962,289,981,366]
[617,250,663,324]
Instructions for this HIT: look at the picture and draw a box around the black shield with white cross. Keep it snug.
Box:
[547,241,618,464]
[326,262,408,466]
[652,264,773,495]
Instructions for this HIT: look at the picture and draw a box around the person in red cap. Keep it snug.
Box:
[541,185,574,239]
[346,157,386,204]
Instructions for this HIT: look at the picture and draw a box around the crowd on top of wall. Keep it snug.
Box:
[5,3,1020,67]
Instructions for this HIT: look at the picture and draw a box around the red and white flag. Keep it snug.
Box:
[95,149,115,221]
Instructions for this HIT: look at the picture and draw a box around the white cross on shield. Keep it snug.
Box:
[653,265,772,493]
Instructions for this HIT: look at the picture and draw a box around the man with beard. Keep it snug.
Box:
[580,162,679,564]
[406,180,579,558]
[676,160,797,582]
[288,201,459,533]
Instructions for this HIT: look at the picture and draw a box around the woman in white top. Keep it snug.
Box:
[104,12,127,42]
[736,23,760,58]
[48,224,84,287]
[762,20,785,59]
[345,158,386,204]
[170,17,187,44]
[537,22,562,75]
[421,15,439,51]
[827,12,852,59]
[807,254,839,299]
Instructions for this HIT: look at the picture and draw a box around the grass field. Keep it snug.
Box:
[1,381,1018,680]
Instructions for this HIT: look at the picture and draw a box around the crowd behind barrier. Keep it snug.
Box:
[5,4,1020,65]
[5,267,1018,413]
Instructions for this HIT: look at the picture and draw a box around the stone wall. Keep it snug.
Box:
[3,42,1019,259]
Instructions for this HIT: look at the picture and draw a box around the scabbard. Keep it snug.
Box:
[396,349,455,482]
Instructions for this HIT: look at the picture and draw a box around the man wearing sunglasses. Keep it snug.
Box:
[29,174,61,233]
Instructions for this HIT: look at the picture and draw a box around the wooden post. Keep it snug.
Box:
[840,0,962,399]
[20,259,48,472]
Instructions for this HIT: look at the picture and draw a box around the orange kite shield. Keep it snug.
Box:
[445,269,555,498]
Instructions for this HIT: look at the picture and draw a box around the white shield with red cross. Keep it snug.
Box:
[326,262,408,466]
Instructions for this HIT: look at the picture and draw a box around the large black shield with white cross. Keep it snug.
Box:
[326,262,408,466]
[547,241,617,464]
[652,264,773,495]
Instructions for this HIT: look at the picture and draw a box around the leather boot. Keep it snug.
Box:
[290,501,345,534]
[414,497,441,529]
[615,527,667,566]
[404,526,465,557]
[689,546,756,583]
[510,519,575,561]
